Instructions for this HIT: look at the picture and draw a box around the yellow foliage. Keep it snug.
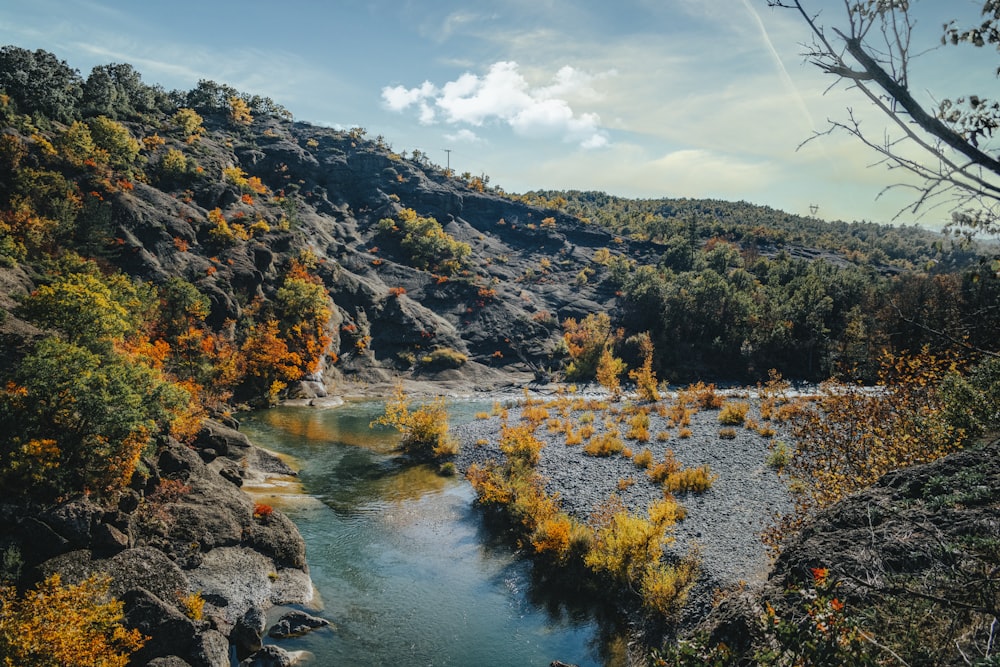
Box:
[767,349,967,550]
[371,383,457,459]
[583,431,624,457]
[0,574,145,667]
[499,423,544,467]
[718,401,749,425]
[180,591,205,621]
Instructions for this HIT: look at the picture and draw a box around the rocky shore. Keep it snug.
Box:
[0,420,328,666]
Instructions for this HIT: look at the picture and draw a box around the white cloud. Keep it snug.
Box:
[444,128,483,144]
[382,61,610,149]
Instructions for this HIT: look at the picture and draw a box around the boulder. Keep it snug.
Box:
[231,606,266,661]
[147,658,193,667]
[91,521,130,557]
[122,588,199,666]
[100,547,190,604]
[240,645,296,667]
[267,610,330,638]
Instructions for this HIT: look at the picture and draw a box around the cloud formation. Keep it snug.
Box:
[382,61,609,149]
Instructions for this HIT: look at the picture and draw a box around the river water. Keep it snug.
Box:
[239,401,623,666]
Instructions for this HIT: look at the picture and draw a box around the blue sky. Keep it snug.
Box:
[0,0,992,227]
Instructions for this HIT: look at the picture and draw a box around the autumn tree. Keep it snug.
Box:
[562,312,624,380]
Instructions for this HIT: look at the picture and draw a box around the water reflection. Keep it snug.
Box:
[239,401,627,666]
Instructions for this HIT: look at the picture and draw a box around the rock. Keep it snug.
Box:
[91,522,129,557]
[186,547,312,625]
[122,587,198,666]
[20,516,69,563]
[147,658,193,667]
[231,606,267,660]
[267,610,330,638]
[243,510,307,569]
[100,547,191,604]
[158,444,204,477]
[194,420,254,460]
[240,645,296,667]
[189,629,230,667]
[38,496,103,548]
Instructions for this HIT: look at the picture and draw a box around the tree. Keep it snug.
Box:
[0,337,188,498]
[0,46,82,122]
[82,63,157,119]
[768,1,1000,236]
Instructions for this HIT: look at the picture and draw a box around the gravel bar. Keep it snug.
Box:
[453,392,794,599]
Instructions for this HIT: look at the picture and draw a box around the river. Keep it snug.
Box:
[239,400,624,666]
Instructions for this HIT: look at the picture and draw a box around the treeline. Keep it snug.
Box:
[519,189,981,271]
[592,236,999,382]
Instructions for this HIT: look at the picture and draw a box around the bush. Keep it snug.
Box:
[420,347,468,369]
[0,573,145,666]
[371,384,458,460]
[583,431,625,457]
[719,427,737,439]
[718,401,749,425]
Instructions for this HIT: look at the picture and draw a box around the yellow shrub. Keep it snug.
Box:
[718,401,749,426]
[0,574,145,667]
[625,412,650,441]
[371,384,457,459]
[633,448,654,469]
[640,555,699,618]
[500,423,544,467]
[583,431,624,457]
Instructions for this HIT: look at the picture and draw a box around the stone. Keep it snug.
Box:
[267,610,330,638]
[240,645,296,667]
[231,606,266,661]
[91,522,129,557]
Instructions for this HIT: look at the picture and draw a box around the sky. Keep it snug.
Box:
[0,0,994,228]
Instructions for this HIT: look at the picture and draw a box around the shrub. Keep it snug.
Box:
[683,381,723,409]
[499,423,544,467]
[0,573,145,666]
[181,591,205,620]
[766,441,791,471]
[678,427,693,438]
[420,347,467,369]
[625,412,650,441]
[371,384,458,460]
[718,401,749,425]
[583,431,625,457]
[633,448,654,469]
[719,427,737,439]
[640,553,699,618]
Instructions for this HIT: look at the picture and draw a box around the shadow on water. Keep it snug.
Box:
[240,401,631,666]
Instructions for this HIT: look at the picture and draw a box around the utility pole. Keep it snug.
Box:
[443,148,451,174]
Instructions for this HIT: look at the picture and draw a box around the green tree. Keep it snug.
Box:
[0,46,82,122]
[0,337,187,498]
[87,116,141,172]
